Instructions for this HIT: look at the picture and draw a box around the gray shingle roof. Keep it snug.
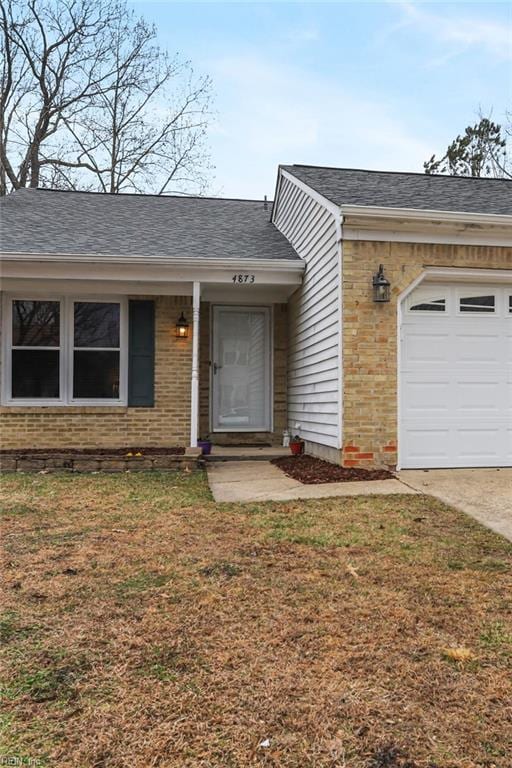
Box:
[282,165,512,216]
[0,188,300,260]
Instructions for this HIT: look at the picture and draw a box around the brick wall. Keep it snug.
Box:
[0,296,193,450]
[342,241,512,468]
[199,303,288,445]
[1,296,288,451]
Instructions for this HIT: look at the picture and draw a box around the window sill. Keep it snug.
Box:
[0,406,129,415]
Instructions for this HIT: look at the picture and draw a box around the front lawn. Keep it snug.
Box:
[1,471,511,768]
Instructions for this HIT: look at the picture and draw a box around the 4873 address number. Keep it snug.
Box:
[232,274,255,284]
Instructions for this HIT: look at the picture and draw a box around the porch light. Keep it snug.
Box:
[372,264,391,303]
[175,312,189,338]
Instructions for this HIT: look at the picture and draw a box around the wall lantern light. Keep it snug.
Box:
[175,312,189,338]
[372,264,391,303]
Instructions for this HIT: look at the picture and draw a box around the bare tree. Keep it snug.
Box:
[424,115,511,179]
[0,0,213,195]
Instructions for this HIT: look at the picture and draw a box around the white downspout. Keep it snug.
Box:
[190,281,200,448]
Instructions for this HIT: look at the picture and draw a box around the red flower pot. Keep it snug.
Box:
[289,441,303,456]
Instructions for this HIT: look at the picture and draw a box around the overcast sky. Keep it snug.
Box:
[131,1,512,199]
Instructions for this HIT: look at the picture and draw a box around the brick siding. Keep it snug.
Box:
[341,241,512,468]
[1,296,288,451]
[0,296,193,450]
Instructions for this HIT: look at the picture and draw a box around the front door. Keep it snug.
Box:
[212,306,271,432]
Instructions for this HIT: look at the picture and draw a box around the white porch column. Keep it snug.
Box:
[190,281,201,448]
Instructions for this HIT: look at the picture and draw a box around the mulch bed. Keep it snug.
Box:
[0,446,185,456]
[272,455,394,484]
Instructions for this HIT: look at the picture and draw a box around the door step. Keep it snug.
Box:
[206,445,289,462]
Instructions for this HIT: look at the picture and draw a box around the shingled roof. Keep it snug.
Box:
[281,165,512,216]
[0,188,300,261]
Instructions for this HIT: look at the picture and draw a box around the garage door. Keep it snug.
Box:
[400,283,512,469]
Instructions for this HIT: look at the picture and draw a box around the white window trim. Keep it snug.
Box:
[1,294,128,406]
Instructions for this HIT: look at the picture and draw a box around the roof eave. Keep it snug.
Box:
[0,251,305,272]
[339,204,512,227]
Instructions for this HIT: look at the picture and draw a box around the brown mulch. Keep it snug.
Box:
[0,446,185,456]
[272,455,394,484]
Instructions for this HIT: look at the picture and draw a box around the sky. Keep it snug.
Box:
[131,1,512,199]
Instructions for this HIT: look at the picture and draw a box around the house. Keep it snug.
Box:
[1,166,511,469]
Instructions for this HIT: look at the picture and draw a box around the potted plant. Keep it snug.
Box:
[197,437,212,456]
[289,435,304,456]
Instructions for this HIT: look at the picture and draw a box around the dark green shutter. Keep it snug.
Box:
[128,300,155,407]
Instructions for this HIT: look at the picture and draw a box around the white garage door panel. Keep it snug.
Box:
[455,333,502,363]
[455,378,505,412]
[402,428,450,463]
[401,374,506,415]
[400,283,512,469]
[401,378,451,415]
[402,332,451,363]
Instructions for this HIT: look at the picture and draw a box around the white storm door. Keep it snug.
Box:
[212,306,271,432]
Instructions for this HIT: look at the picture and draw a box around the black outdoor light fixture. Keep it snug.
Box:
[175,312,189,338]
[372,264,391,303]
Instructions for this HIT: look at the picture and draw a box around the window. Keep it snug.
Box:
[11,300,61,399]
[3,296,126,405]
[73,303,121,399]
[459,295,495,313]
[410,297,446,312]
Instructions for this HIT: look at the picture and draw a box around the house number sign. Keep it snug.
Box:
[231,274,255,284]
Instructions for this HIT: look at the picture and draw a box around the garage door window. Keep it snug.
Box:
[459,294,495,313]
[410,297,446,312]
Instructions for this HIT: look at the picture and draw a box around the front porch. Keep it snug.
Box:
[0,256,302,452]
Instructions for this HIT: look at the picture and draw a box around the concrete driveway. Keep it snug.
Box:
[399,468,512,542]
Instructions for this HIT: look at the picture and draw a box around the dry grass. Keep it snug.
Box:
[1,471,511,768]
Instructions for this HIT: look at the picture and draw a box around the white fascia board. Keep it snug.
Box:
[340,204,512,227]
[0,251,305,273]
[341,205,512,247]
[0,256,304,289]
[342,226,512,247]
[421,267,512,283]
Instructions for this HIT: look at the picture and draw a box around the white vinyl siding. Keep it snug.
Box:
[274,174,341,448]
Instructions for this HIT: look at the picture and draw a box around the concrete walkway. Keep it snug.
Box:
[399,468,512,543]
[207,460,418,502]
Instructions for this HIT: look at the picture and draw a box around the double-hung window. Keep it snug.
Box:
[3,296,127,405]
